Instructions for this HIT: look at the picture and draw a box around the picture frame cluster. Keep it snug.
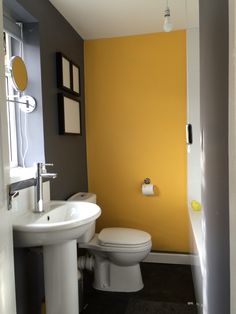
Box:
[56,52,81,135]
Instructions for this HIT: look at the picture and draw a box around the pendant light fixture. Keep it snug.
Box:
[163,0,173,32]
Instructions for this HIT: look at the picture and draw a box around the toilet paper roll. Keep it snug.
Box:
[141,184,155,196]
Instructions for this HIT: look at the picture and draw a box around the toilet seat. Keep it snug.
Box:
[98,227,151,247]
[79,234,152,253]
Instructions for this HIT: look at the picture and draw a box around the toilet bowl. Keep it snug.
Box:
[68,192,152,292]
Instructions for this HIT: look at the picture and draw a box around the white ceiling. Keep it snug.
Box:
[49,0,199,40]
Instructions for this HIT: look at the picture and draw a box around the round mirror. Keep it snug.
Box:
[10,56,28,92]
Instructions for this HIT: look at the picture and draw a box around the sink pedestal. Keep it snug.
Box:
[43,240,79,314]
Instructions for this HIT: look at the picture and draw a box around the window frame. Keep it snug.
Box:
[4,26,24,168]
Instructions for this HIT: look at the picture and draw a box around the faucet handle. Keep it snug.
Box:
[44,163,54,167]
[8,190,19,210]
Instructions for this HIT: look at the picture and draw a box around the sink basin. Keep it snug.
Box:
[13,200,101,314]
[13,201,101,247]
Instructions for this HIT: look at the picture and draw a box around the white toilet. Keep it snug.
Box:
[68,192,152,292]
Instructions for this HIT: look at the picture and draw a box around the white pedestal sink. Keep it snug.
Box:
[13,201,101,314]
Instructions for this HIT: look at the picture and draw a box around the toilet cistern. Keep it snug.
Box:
[35,162,57,213]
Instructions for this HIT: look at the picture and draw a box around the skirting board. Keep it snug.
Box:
[143,252,199,265]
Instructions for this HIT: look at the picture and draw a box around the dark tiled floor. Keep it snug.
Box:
[81,263,196,314]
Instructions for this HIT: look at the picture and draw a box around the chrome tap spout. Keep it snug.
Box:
[35,162,57,213]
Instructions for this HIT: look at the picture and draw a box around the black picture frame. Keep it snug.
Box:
[56,52,80,96]
[71,63,80,95]
[58,93,81,135]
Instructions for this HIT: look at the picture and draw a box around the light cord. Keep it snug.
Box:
[22,112,29,168]
[18,105,24,167]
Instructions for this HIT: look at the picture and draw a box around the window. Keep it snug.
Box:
[4,25,24,168]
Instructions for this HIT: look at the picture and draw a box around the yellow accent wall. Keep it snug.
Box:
[84,30,189,252]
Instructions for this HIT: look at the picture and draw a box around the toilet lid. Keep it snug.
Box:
[98,228,151,247]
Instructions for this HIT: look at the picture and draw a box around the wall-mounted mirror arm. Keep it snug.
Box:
[6,95,37,113]
[7,98,33,106]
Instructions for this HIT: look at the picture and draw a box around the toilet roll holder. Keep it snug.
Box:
[141,178,157,196]
[143,178,151,184]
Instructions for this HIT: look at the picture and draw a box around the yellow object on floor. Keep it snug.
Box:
[41,302,46,314]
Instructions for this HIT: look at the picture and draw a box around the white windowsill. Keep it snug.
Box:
[10,167,35,183]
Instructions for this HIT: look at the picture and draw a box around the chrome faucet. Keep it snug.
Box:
[35,162,57,213]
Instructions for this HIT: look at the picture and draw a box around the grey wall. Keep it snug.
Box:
[199,0,230,313]
[5,0,88,200]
